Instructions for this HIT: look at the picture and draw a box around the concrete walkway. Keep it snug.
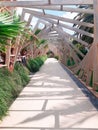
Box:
[0,58,98,130]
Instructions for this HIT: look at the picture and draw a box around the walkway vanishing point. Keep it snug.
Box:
[0,58,98,130]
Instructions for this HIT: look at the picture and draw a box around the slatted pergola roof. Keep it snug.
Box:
[0,1,95,44]
[1,0,98,93]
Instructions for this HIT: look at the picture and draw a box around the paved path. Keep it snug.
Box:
[0,58,98,130]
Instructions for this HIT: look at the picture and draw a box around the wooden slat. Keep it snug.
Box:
[65,38,85,58]
[27,14,33,26]
[69,42,85,57]
[24,9,94,38]
[23,9,94,28]
[53,26,85,57]
[25,9,94,28]
[38,25,52,38]
[48,34,58,37]
[5,41,11,68]
[22,8,58,23]
[59,22,94,38]
[45,16,94,39]
[93,0,98,43]
[50,0,93,5]
[32,20,40,33]
[70,35,88,46]
[62,39,81,63]
[93,0,98,89]
[63,6,94,14]
[32,6,94,14]
[68,33,88,46]
[0,0,93,7]
[22,9,94,38]
[54,25,89,46]
[20,9,25,21]
[0,64,7,68]
[51,28,89,47]
[0,1,48,7]
[39,20,50,25]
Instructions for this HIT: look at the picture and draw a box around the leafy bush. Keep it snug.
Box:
[0,64,30,120]
[27,58,40,72]
[27,55,47,73]
[14,62,30,86]
[54,55,59,60]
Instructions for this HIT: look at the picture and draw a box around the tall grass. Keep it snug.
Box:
[0,56,47,119]
[0,63,30,120]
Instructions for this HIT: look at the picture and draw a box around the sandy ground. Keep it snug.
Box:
[0,58,98,130]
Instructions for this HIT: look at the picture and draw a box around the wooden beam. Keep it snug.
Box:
[32,20,40,33]
[93,44,98,89]
[51,26,91,46]
[0,1,48,7]
[55,26,88,46]
[43,9,45,15]
[48,0,51,5]
[53,26,85,57]
[37,19,51,27]
[0,0,93,7]
[24,9,94,38]
[59,22,94,38]
[63,6,94,14]
[32,6,94,14]
[5,42,11,68]
[26,14,33,26]
[69,42,85,57]
[23,9,94,28]
[21,9,25,21]
[93,0,98,43]
[38,25,52,38]
[0,64,7,68]
[22,8,58,24]
[48,34,58,36]
[50,0,93,5]
[93,0,98,89]
[60,39,81,64]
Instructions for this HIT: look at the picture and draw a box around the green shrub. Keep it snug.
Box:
[27,58,40,72]
[54,55,59,60]
[0,56,46,119]
[14,62,30,86]
[41,55,47,62]
[0,63,30,120]
[0,98,8,120]
[0,88,12,107]
[27,55,47,73]
[35,57,44,66]
[0,67,11,77]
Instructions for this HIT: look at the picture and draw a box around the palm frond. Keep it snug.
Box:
[0,12,25,51]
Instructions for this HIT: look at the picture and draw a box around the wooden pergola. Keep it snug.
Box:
[0,0,98,94]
